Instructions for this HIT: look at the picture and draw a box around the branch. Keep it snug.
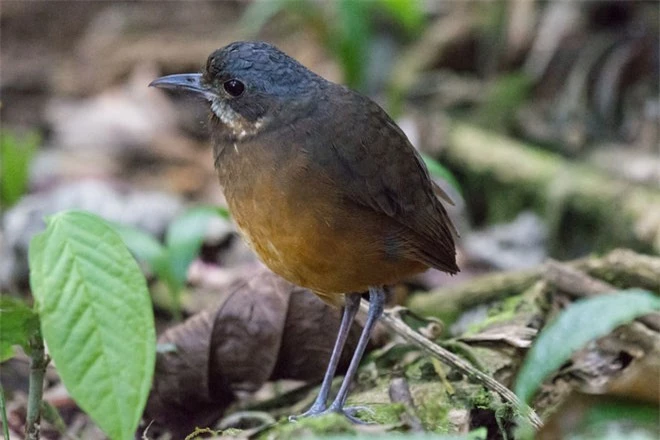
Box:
[365,301,544,430]
[442,123,660,254]
[410,249,660,317]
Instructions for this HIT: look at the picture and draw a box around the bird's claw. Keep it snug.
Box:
[290,405,374,425]
[288,403,327,422]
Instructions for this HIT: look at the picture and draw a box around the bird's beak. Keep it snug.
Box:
[149,73,216,100]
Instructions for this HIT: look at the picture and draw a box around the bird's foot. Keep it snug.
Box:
[290,404,374,424]
[288,402,327,422]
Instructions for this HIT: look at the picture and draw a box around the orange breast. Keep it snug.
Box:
[225,162,427,305]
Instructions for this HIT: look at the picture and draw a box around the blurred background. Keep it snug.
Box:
[1,0,659,438]
[2,0,658,287]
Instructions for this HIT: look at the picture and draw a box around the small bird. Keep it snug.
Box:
[150,41,458,422]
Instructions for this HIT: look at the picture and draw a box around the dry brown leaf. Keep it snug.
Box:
[144,268,368,435]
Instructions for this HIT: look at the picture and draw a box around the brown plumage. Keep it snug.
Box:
[150,40,459,421]
[209,58,457,306]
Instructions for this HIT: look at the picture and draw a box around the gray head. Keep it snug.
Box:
[150,41,323,141]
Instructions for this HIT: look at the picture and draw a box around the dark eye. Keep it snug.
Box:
[223,79,245,97]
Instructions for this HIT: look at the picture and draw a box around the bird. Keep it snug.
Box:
[150,41,458,422]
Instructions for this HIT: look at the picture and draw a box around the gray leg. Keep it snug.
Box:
[291,292,361,420]
[326,286,385,420]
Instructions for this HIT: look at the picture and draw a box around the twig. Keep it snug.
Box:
[544,259,615,295]
[1,382,11,440]
[141,419,155,440]
[364,300,544,430]
[25,331,49,440]
[409,249,660,317]
[408,268,541,317]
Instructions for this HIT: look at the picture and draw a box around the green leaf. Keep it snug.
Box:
[333,0,371,89]
[29,210,156,440]
[112,222,181,317]
[0,131,39,207]
[379,0,424,34]
[165,206,226,288]
[0,297,39,362]
[582,399,659,428]
[515,289,660,404]
[112,223,166,270]
[112,223,171,282]
[421,153,462,196]
[577,399,660,439]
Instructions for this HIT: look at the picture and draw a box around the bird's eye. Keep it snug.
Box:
[223,79,245,97]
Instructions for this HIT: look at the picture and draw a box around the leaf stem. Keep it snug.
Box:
[25,330,49,440]
[1,382,11,440]
[168,282,182,322]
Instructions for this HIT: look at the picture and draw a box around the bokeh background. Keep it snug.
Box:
[1,1,659,439]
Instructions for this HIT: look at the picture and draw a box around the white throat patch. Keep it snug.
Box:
[211,99,265,140]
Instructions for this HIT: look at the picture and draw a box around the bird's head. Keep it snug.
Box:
[150,41,321,141]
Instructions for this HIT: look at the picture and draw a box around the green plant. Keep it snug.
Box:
[476,73,533,131]
[0,296,42,438]
[0,130,40,207]
[515,289,660,404]
[113,206,229,321]
[421,153,462,197]
[241,0,424,90]
[0,297,40,362]
[0,210,156,439]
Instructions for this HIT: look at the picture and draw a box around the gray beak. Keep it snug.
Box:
[149,73,215,99]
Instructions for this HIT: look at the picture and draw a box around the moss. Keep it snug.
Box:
[470,387,492,409]
[463,295,524,336]
[409,382,454,433]
[347,377,392,406]
[217,428,243,437]
[463,280,547,337]
[405,357,442,381]
[443,122,660,257]
[345,382,406,425]
[357,403,407,425]
[452,384,494,410]
[258,413,356,439]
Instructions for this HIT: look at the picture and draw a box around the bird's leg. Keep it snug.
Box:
[325,286,385,422]
[291,292,361,420]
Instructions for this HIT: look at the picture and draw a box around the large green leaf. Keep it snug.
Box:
[0,297,39,361]
[29,210,156,440]
[515,289,660,404]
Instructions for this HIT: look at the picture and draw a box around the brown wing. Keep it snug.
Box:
[306,87,458,274]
